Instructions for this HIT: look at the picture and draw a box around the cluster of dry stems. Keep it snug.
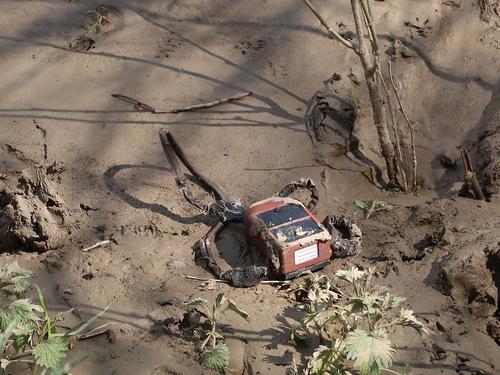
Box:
[303,0,417,191]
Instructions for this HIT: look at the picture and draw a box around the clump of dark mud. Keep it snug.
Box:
[440,243,497,318]
[0,165,70,251]
[486,249,500,344]
[440,241,499,344]
[360,200,453,262]
[362,196,500,345]
[476,0,500,27]
[477,121,500,198]
[69,36,95,52]
[306,84,357,161]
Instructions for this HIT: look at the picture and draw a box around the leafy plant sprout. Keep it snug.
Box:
[86,6,110,36]
[0,262,107,374]
[187,293,249,370]
[290,266,426,375]
[353,199,394,219]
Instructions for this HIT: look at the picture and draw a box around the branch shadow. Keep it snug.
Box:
[103,163,208,225]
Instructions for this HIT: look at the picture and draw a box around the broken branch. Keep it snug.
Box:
[378,70,408,191]
[360,0,379,63]
[302,0,355,49]
[388,60,418,191]
[81,240,112,252]
[112,91,252,114]
[458,146,485,200]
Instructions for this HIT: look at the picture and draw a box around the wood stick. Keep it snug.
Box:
[378,70,408,191]
[112,92,251,114]
[302,0,355,49]
[388,60,418,191]
[458,146,485,200]
[360,0,379,62]
[81,240,112,252]
[181,274,291,285]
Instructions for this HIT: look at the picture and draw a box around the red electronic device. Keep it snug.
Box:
[157,128,361,286]
[244,197,332,279]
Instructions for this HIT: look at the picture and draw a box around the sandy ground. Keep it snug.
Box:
[0,1,499,374]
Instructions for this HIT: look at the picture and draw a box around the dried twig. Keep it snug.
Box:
[112,92,252,114]
[378,70,408,191]
[181,274,291,285]
[352,0,398,185]
[458,146,485,200]
[81,240,111,252]
[388,60,418,191]
[302,0,354,49]
[360,0,379,64]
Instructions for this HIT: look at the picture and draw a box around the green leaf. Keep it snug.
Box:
[199,343,229,370]
[9,299,43,321]
[0,262,32,281]
[12,321,36,350]
[307,345,344,374]
[0,312,12,331]
[214,293,226,311]
[387,295,406,309]
[336,266,366,283]
[186,298,208,309]
[33,337,67,368]
[10,275,31,295]
[226,300,249,322]
[345,298,366,314]
[0,262,32,298]
[34,284,53,337]
[399,309,427,335]
[344,330,395,374]
[302,312,318,326]
[0,359,10,370]
[374,201,394,212]
[402,363,412,375]
[0,318,18,352]
[353,199,372,213]
[353,200,393,216]
[87,24,98,36]
[39,355,87,375]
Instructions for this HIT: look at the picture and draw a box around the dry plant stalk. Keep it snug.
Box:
[458,146,485,200]
[303,0,414,189]
[378,70,408,191]
[388,60,418,191]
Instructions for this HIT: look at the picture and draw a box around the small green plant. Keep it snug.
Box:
[86,6,110,36]
[353,199,394,219]
[0,262,106,374]
[291,266,426,375]
[187,293,249,370]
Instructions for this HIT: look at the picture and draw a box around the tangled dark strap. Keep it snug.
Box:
[323,215,362,258]
[276,178,319,211]
[159,128,244,222]
[195,221,267,287]
[219,266,268,288]
[207,200,245,223]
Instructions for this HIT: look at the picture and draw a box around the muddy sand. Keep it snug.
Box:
[0,1,499,374]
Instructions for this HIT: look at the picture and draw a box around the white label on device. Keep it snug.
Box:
[294,244,318,265]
